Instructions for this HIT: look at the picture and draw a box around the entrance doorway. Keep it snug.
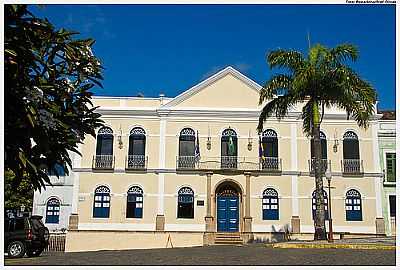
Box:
[216,182,241,232]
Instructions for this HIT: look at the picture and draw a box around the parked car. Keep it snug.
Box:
[5,215,50,258]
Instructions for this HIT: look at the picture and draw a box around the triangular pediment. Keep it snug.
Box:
[163,66,262,109]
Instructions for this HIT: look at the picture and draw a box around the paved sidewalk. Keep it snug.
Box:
[272,236,396,250]
[4,243,396,266]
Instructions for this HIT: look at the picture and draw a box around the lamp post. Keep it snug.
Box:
[325,163,334,243]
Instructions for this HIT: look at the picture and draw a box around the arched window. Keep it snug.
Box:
[95,127,114,168]
[261,129,279,170]
[177,187,194,219]
[310,131,328,173]
[46,198,60,224]
[312,190,328,220]
[346,189,362,221]
[343,131,360,173]
[178,128,196,168]
[262,188,279,220]
[93,186,110,218]
[126,186,143,218]
[221,129,238,169]
[128,127,146,169]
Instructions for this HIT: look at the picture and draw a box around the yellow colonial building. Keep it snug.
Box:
[65,67,385,252]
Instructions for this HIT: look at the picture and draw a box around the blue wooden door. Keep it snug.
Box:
[217,195,239,232]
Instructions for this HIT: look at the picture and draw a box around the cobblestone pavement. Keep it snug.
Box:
[4,243,396,266]
[288,236,396,245]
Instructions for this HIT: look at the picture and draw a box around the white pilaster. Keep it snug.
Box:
[290,123,299,216]
[71,147,81,214]
[157,118,166,215]
[372,122,383,218]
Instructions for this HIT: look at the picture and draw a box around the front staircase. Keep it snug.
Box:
[213,232,243,245]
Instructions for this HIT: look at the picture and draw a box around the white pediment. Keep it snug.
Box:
[163,66,262,109]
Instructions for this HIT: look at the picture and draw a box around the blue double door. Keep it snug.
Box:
[217,195,239,232]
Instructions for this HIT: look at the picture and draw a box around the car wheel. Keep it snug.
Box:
[8,241,26,258]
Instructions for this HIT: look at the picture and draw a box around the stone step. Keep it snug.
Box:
[215,235,242,239]
[214,240,244,245]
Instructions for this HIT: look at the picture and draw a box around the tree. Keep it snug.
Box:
[5,5,104,191]
[5,169,34,212]
[258,43,377,240]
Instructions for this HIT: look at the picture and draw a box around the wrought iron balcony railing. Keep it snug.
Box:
[126,155,148,170]
[341,159,363,175]
[177,156,197,169]
[260,157,282,172]
[92,155,114,170]
[308,158,328,175]
[221,156,238,169]
[176,156,281,172]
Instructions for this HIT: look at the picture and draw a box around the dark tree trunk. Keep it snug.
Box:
[312,104,327,241]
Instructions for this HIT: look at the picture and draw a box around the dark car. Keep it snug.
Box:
[5,215,50,258]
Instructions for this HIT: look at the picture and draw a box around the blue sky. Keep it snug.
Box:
[31,4,396,110]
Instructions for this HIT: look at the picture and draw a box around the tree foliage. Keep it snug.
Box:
[258,43,377,240]
[5,169,34,211]
[5,4,104,191]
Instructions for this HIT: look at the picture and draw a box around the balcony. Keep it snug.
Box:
[92,155,114,170]
[176,156,281,173]
[126,155,148,171]
[177,156,197,170]
[341,159,364,175]
[260,157,282,172]
[308,158,329,175]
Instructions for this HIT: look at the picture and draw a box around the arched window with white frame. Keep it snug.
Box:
[342,131,361,173]
[46,198,60,224]
[128,127,146,169]
[345,189,362,221]
[93,186,110,218]
[177,187,194,219]
[126,186,143,218]
[260,129,279,170]
[178,128,196,168]
[95,127,114,168]
[262,188,279,220]
[221,129,238,169]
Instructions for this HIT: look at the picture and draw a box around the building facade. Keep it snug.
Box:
[378,111,396,236]
[32,153,76,232]
[65,67,385,252]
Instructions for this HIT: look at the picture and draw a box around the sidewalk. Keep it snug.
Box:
[270,236,396,250]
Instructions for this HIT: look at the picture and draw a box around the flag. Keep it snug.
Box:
[228,134,235,155]
[195,130,200,161]
[259,135,263,159]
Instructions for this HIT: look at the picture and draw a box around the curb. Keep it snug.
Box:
[271,243,396,250]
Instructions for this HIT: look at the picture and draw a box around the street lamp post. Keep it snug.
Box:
[325,164,334,243]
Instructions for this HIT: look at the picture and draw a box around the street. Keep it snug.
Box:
[4,244,396,266]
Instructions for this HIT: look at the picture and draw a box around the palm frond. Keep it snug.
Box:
[259,74,292,105]
[301,99,314,137]
[257,93,297,133]
[267,49,305,71]
[329,44,358,64]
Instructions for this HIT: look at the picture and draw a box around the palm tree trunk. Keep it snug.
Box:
[312,101,327,240]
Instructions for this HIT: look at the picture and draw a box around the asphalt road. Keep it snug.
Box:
[4,244,396,266]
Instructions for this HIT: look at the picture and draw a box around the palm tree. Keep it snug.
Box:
[257,44,377,240]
